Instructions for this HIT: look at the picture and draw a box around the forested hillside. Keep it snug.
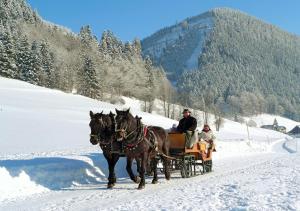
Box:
[0,0,171,111]
[143,8,300,121]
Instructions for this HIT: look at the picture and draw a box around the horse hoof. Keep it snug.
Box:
[107,183,115,189]
[152,180,158,184]
[137,185,145,190]
[134,176,141,184]
[166,176,171,181]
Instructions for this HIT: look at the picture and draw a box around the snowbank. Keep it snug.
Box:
[0,167,48,202]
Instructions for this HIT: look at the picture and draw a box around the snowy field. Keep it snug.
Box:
[0,77,300,211]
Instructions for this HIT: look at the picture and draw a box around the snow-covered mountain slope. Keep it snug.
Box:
[142,11,213,80]
[0,77,299,210]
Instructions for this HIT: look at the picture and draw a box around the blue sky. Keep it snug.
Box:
[27,0,300,41]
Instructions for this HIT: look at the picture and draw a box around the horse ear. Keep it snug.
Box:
[90,111,94,118]
[126,108,130,113]
[135,115,142,120]
[115,108,120,115]
[109,111,115,117]
[100,111,103,115]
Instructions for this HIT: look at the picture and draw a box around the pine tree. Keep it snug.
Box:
[30,40,42,85]
[40,41,54,88]
[16,36,38,84]
[79,25,97,49]
[0,40,12,78]
[132,38,142,56]
[78,56,102,99]
[0,29,17,78]
[143,56,155,112]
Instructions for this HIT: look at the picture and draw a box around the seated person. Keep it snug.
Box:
[177,109,197,133]
[199,124,216,152]
[169,123,178,133]
[177,109,198,148]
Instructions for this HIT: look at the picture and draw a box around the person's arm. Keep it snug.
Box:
[188,117,197,131]
[211,132,216,141]
[177,119,183,133]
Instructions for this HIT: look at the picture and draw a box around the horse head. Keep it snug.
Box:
[115,108,134,141]
[89,111,104,145]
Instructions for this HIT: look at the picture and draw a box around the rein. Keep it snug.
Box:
[117,117,157,151]
[90,133,112,146]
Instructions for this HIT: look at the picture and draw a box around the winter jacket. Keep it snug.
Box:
[199,130,216,142]
[177,116,197,133]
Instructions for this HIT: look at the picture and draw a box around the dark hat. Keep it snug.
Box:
[182,108,191,114]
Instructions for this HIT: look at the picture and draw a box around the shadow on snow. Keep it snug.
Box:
[0,153,138,190]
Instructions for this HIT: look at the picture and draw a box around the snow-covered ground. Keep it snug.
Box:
[0,77,299,210]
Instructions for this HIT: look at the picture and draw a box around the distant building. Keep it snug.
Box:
[260,118,286,133]
[288,125,300,136]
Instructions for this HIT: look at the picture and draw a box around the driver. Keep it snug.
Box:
[177,109,197,133]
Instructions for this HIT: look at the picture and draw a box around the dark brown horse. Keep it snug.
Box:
[89,111,140,188]
[115,109,170,189]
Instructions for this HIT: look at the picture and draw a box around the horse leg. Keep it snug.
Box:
[138,153,148,190]
[151,157,158,184]
[162,144,171,180]
[110,154,119,185]
[162,157,171,180]
[104,153,119,189]
[126,157,140,183]
[135,157,142,177]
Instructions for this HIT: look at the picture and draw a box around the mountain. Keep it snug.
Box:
[142,11,213,81]
[142,8,300,121]
[0,0,171,109]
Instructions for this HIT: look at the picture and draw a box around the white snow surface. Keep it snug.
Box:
[0,77,299,210]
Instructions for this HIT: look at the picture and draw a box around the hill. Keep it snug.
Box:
[142,8,300,121]
[0,0,170,107]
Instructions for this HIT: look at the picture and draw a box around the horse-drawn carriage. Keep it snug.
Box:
[89,109,214,189]
[164,132,213,178]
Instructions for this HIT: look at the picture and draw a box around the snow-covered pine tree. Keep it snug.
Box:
[99,30,123,59]
[79,25,98,49]
[78,55,102,99]
[30,40,42,85]
[39,40,54,88]
[16,36,39,84]
[123,42,133,60]
[0,28,17,78]
[132,38,142,57]
[0,40,12,78]
[143,56,155,112]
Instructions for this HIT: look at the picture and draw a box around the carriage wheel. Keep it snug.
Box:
[203,160,213,173]
[180,156,193,178]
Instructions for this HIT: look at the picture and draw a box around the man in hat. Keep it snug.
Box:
[177,109,198,148]
[177,109,197,133]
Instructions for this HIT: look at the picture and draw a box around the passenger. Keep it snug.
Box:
[169,123,178,132]
[177,109,197,148]
[199,124,216,152]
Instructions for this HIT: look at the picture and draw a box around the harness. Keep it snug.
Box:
[116,118,157,151]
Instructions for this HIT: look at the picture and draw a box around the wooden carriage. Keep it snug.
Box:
[166,132,213,178]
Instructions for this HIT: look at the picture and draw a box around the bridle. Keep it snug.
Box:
[90,116,114,146]
[115,115,155,151]
[115,116,140,141]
